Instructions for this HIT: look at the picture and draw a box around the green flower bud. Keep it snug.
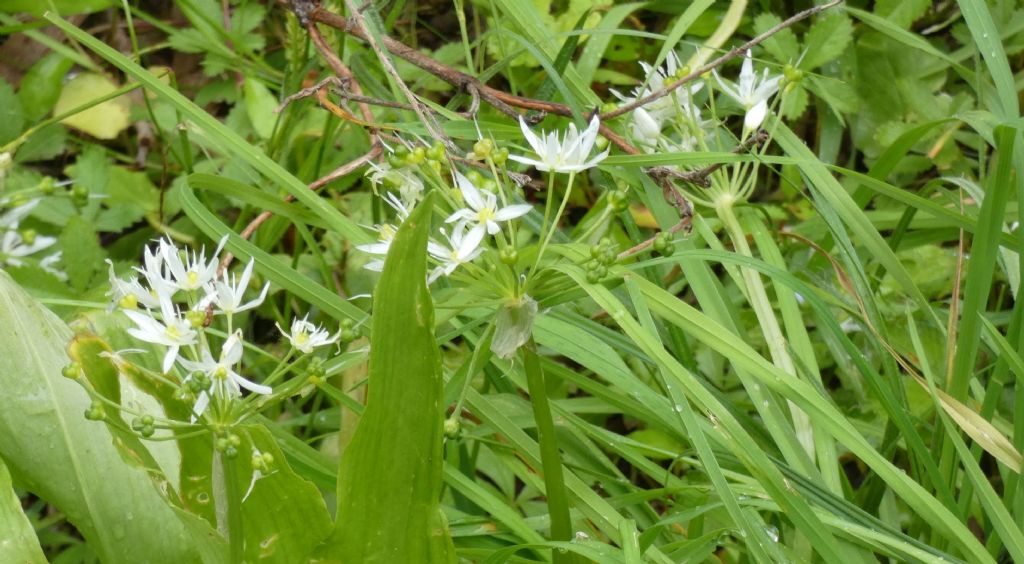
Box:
[608,189,629,213]
[465,170,484,187]
[340,328,359,343]
[428,160,443,174]
[481,178,498,193]
[224,445,239,459]
[473,138,494,158]
[84,400,105,421]
[600,102,618,114]
[140,424,155,438]
[388,154,407,168]
[595,135,609,151]
[38,177,55,195]
[71,184,89,208]
[586,266,607,284]
[443,417,461,439]
[19,229,35,245]
[62,362,81,379]
[185,310,206,329]
[427,142,445,161]
[783,64,804,84]
[499,246,518,266]
[215,437,229,452]
[405,147,426,166]
[493,147,509,166]
[652,232,675,257]
[228,433,241,446]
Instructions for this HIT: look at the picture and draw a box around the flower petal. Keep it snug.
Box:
[493,204,533,221]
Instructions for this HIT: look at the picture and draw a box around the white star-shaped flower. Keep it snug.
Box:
[445,173,531,252]
[122,294,198,373]
[199,258,269,315]
[178,331,271,419]
[428,223,484,283]
[162,236,226,292]
[713,50,782,130]
[277,315,339,354]
[509,115,609,173]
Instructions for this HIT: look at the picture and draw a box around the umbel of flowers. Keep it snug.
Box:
[95,236,341,432]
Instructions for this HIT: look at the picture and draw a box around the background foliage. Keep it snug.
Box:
[1,0,1023,562]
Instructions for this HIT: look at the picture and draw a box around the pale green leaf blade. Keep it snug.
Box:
[322,192,456,562]
[0,270,200,563]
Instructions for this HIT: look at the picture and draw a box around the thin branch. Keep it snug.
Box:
[602,0,843,120]
[342,0,450,146]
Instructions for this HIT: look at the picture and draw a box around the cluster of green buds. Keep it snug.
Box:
[305,356,327,386]
[71,183,89,208]
[388,141,447,174]
[215,431,242,459]
[84,400,105,421]
[469,137,509,166]
[586,237,618,283]
[652,231,676,257]
[607,184,630,214]
[251,449,275,474]
[131,414,156,438]
[175,371,212,403]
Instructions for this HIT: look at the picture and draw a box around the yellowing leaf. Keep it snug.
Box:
[53,73,131,140]
[913,374,1022,473]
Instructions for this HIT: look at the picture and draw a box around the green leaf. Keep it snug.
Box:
[228,425,333,563]
[801,14,853,70]
[19,52,74,122]
[321,192,456,562]
[59,214,106,292]
[0,78,25,146]
[874,0,931,29]
[0,270,200,563]
[0,456,46,563]
[3,0,113,16]
[243,77,278,140]
[752,13,799,63]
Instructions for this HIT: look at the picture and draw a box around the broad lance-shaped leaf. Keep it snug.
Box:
[0,455,46,563]
[0,270,200,563]
[321,192,456,562]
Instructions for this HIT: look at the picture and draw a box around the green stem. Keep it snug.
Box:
[218,450,245,562]
[523,340,573,564]
[529,172,576,284]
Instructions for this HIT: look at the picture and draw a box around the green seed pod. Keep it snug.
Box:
[465,170,484,187]
[427,142,445,161]
[140,424,155,438]
[61,362,81,379]
[473,138,494,158]
[783,64,804,84]
[84,401,105,421]
[405,147,427,166]
[481,178,498,193]
[38,176,55,195]
[19,229,36,246]
[215,438,229,452]
[608,189,629,213]
[586,264,608,284]
[185,310,206,329]
[493,147,509,166]
[71,184,89,208]
[224,445,239,459]
[499,246,518,266]
[443,417,461,439]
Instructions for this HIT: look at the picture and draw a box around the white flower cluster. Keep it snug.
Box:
[618,50,782,151]
[0,199,63,277]
[107,237,337,419]
[357,117,609,281]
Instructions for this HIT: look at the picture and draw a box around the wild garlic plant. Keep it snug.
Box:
[68,236,347,462]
